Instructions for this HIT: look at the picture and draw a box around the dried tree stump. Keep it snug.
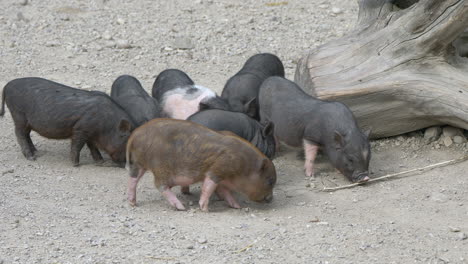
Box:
[295,0,468,138]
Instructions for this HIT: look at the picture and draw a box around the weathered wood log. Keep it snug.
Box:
[295,0,468,138]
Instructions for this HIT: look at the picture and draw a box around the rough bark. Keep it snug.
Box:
[295,0,468,138]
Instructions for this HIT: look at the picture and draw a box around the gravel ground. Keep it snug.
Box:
[1,0,467,263]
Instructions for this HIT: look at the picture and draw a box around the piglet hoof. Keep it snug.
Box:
[199,201,209,212]
[304,168,315,178]
[229,204,242,210]
[128,199,137,207]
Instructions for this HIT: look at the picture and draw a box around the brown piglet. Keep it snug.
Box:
[126,118,276,212]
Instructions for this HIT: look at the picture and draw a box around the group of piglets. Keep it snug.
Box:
[0,53,371,211]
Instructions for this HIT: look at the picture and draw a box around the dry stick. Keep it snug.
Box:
[322,155,468,192]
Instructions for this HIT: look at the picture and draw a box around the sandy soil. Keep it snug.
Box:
[0,0,467,263]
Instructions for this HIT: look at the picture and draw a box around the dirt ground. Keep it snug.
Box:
[1,0,467,263]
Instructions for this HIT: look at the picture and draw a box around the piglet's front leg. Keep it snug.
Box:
[303,140,319,177]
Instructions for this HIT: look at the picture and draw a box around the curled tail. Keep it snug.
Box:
[0,86,6,117]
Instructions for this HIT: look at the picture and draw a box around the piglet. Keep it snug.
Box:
[1,77,135,167]
[111,75,161,126]
[126,118,276,211]
[258,77,371,183]
[221,53,284,119]
[152,69,230,120]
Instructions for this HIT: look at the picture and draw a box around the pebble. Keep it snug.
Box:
[187,245,194,249]
[449,226,461,232]
[116,39,132,49]
[331,7,342,14]
[173,36,194,50]
[457,232,467,240]
[104,40,116,48]
[17,12,28,21]
[2,169,14,175]
[442,126,463,138]
[116,18,125,25]
[453,135,466,144]
[102,31,113,40]
[197,238,207,244]
[19,0,28,5]
[443,136,453,147]
[431,192,448,203]
[424,126,442,143]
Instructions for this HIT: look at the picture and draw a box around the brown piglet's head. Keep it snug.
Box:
[243,158,276,203]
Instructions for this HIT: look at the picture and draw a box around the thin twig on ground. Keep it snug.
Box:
[322,155,468,192]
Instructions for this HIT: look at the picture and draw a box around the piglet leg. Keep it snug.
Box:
[216,185,241,209]
[303,140,319,177]
[199,177,218,212]
[161,186,186,211]
[127,168,146,206]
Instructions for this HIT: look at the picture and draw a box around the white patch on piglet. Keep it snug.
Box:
[161,85,216,120]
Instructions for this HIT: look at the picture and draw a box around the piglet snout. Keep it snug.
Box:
[264,194,273,203]
[352,172,370,183]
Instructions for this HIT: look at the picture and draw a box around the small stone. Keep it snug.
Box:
[2,169,14,175]
[443,136,453,147]
[424,126,442,143]
[59,14,70,21]
[116,39,131,49]
[449,226,461,232]
[297,202,306,206]
[431,192,448,203]
[102,31,113,40]
[104,40,116,48]
[19,0,28,5]
[457,232,467,240]
[173,36,194,50]
[17,12,28,21]
[443,126,463,138]
[331,7,342,14]
[453,135,466,144]
[116,18,125,25]
[187,245,194,249]
[197,238,207,244]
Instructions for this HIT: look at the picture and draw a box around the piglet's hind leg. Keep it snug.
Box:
[199,177,218,212]
[303,140,319,177]
[127,168,146,206]
[216,185,241,209]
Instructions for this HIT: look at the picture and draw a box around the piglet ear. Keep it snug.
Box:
[262,121,275,137]
[119,119,132,133]
[198,102,211,111]
[363,129,372,138]
[334,131,345,150]
[244,98,257,118]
